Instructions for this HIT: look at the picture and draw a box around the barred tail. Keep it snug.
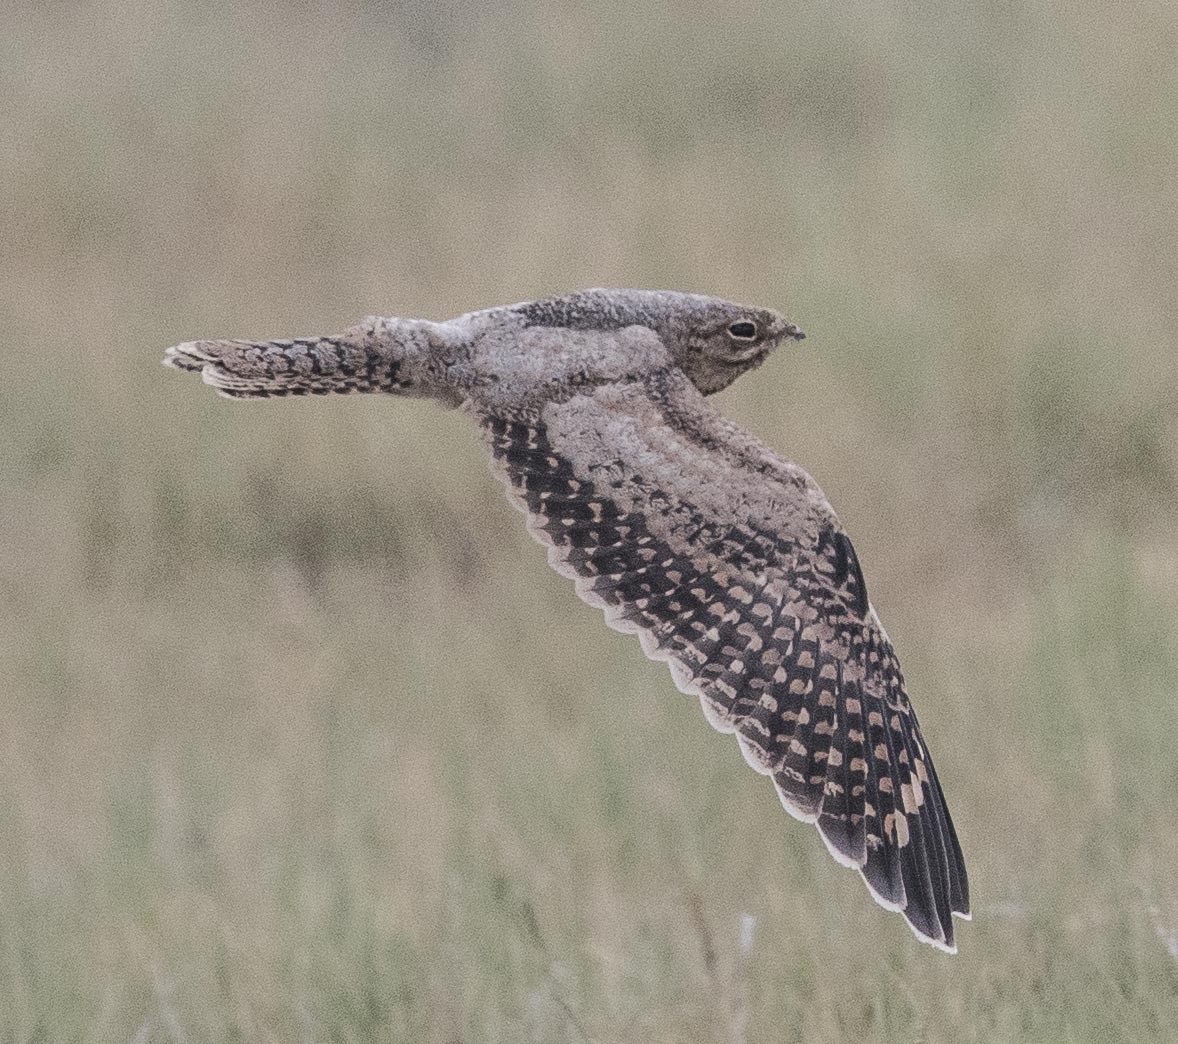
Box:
[162,317,413,400]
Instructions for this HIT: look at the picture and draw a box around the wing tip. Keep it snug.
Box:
[859,869,907,914]
[914,926,957,955]
[817,823,866,871]
[859,884,956,955]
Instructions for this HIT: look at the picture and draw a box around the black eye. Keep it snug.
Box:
[727,321,758,340]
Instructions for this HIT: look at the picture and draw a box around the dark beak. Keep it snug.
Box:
[772,317,805,341]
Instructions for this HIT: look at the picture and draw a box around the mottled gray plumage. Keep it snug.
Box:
[164,288,970,952]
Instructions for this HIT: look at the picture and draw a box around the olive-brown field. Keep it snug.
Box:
[2,2,1177,1040]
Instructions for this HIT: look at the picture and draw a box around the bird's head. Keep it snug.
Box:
[516,289,804,395]
[658,293,805,395]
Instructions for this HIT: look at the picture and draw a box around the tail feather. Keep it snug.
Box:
[163,320,411,400]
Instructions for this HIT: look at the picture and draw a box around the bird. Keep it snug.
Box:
[164,288,970,952]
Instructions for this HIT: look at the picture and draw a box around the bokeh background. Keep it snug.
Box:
[3,1,1177,1041]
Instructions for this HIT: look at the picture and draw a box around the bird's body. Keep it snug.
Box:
[165,288,970,951]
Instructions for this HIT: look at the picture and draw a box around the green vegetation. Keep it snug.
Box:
[2,1,1177,1039]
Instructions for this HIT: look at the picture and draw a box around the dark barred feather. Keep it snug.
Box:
[482,402,969,952]
[163,329,410,399]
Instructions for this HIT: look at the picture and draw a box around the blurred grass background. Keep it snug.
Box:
[2,0,1178,1040]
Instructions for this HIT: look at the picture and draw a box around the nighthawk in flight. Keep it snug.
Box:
[165,288,970,952]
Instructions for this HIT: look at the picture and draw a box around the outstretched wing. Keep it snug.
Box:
[477,369,970,951]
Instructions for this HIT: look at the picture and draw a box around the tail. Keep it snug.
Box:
[162,317,414,400]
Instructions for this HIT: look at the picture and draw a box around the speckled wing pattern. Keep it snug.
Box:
[479,370,970,951]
